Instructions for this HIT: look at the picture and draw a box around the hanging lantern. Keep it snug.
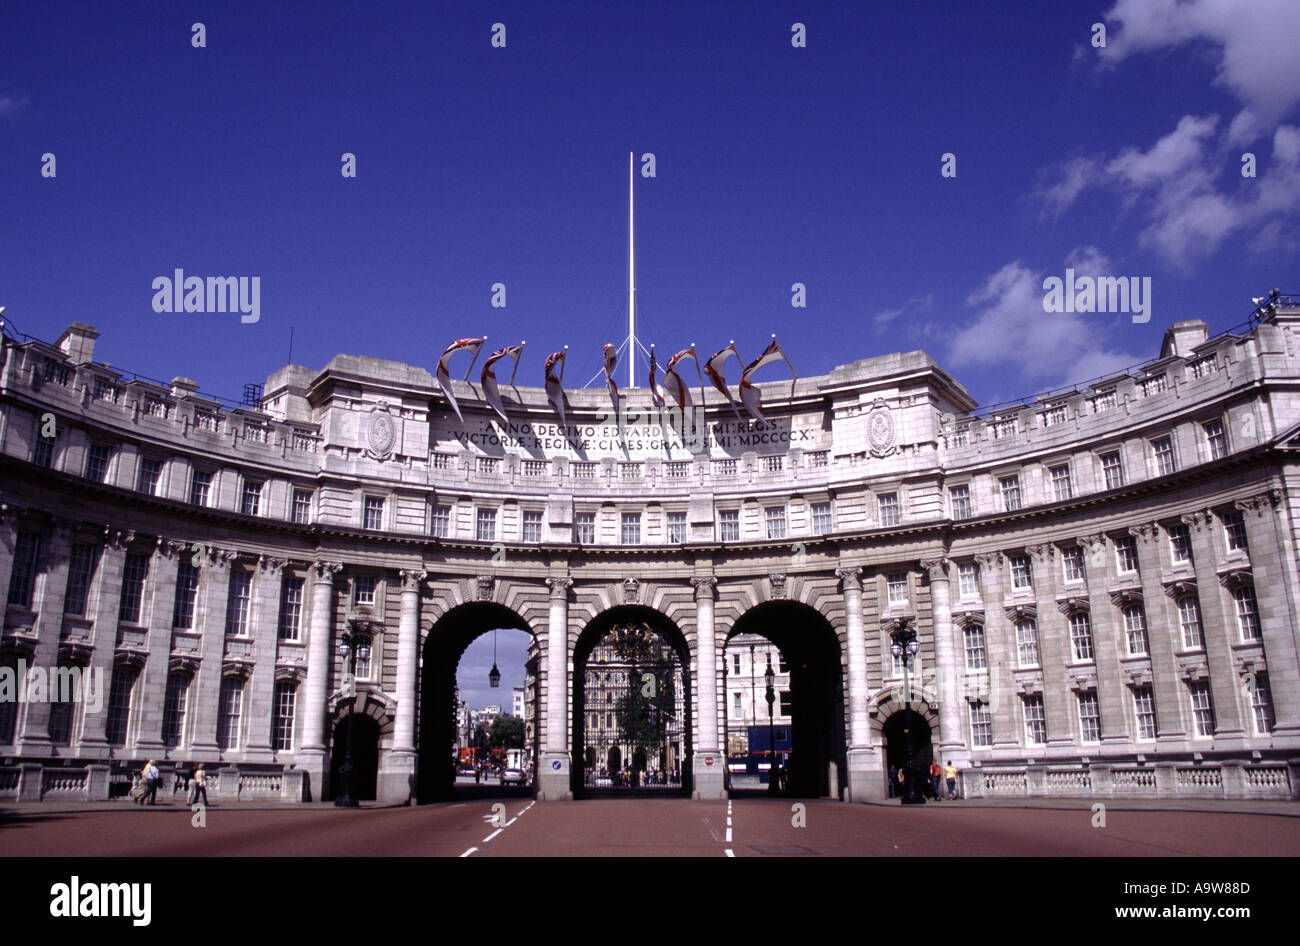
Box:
[489,628,501,687]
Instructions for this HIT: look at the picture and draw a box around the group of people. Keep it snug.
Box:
[132,761,209,806]
[888,760,959,800]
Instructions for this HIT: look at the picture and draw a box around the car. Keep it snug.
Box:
[456,766,476,778]
[500,768,527,786]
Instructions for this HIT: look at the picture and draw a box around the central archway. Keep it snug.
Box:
[417,601,537,803]
[724,601,847,799]
[572,606,692,797]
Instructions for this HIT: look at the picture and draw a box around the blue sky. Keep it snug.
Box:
[3,1,1299,406]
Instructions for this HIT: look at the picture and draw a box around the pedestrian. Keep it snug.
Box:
[896,766,906,797]
[928,760,942,800]
[945,760,958,800]
[172,765,189,798]
[887,764,898,798]
[137,760,161,805]
[188,764,209,806]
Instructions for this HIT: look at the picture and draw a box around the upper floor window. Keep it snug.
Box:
[957,563,980,598]
[1077,692,1101,743]
[666,511,687,544]
[999,475,1022,512]
[7,532,41,609]
[1203,419,1227,460]
[963,624,987,670]
[118,552,149,624]
[1123,606,1149,655]
[1015,619,1039,667]
[189,470,212,507]
[522,510,543,543]
[1222,510,1248,552]
[363,496,385,531]
[1233,585,1261,641]
[949,484,972,520]
[1151,436,1176,476]
[574,512,595,545]
[1250,673,1275,736]
[811,502,832,534]
[475,508,497,542]
[172,562,200,630]
[886,574,909,607]
[429,504,451,538]
[1068,612,1094,662]
[878,492,900,527]
[241,480,263,516]
[65,543,100,617]
[353,576,377,607]
[1133,685,1157,740]
[765,506,787,540]
[33,435,54,468]
[292,489,312,524]
[86,443,112,483]
[719,509,740,541]
[225,570,253,637]
[1061,547,1085,583]
[1177,596,1204,650]
[1009,555,1033,591]
[621,512,641,545]
[1100,451,1124,490]
[1188,681,1215,737]
[1168,524,1193,564]
[130,457,158,494]
[1049,464,1073,502]
[1023,694,1046,745]
[279,576,304,642]
[1114,536,1139,574]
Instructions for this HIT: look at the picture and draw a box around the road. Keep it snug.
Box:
[3,796,1297,857]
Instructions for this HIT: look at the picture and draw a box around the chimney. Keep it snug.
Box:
[170,377,200,398]
[55,323,100,364]
[1159,320,1210,359]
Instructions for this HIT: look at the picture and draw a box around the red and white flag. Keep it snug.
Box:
[704,341,742,419]
[436,337,485,422]
[739,336,797,421]
[662,346,700,429]
[545,349,568,427]
[647,346,665,407]
[481,344,523,424]
[603,343,620,420]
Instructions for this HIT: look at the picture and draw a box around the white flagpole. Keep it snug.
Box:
[628,150,636,390]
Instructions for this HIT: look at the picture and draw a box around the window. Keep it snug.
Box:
[878,492,900,527]
[778,652,788,673]
[522,510,543,543]
[1233,586,1261,641]
[477,456,500,475]
[363,496,384,530]
[779,690,793,716]
[34,435,54,468]
[1188,681,1215,737]
[162,674,189,748]
[949,484,972,520]
[886,574,908,606]
[1049,464,1072,501]
[969,701,992,748]
[719,509,740,541]
[1133,686,1157,740]
[1077,692,1101,743]
[1151,436,1176,476]
[733,692,743,716]
[1062,547,1085,583]
[1015,620,1039,667]
[86,443,112,482]
[217,678,244,750]
[958,563,980,598]
[1114,536,1139,574]
[1168,524,1193,564]
[47,666,80,745]
[1250,673,1275,736]
[1068,612,1094,662]
[575,512,595,544]
[118,552,149,624]
[105,667,136,746]
[999,475,1022,512]
[137,458,163,495]
[225,571,253,637]
[1140,373,1168,397]
[430,504,451,538]
[172,562,200,629]
[621,512,641,545]
[292,489,312,524]
[1090,390,1117,413]
[1178,597,1204,649]
[241,480,263,516]
[765,506,787,540]
[1203,419,1227,460]
[1010,555,1033,591]
[732,653,741,674]
[713,459,737,476]
[1100,451,1124,489]
[1223,511,1248,552]
[354,576,376,607]
[1123,606,1148,656]
[65,543,99,617]
[272,681,297,751]
[811,502,832,534]
[963,624,987,670]
[761,455,783,473]
[279,576,304,642]
[476,508,497,541]
[1023,695,1046,745]
[807,451,829,468]
[666,512,687,544]
[189,470,212,506]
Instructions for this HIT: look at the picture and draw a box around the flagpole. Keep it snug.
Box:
[628,150,636,390]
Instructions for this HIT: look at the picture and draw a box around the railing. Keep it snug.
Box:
[1111,768,1157,792]
[41,769,87,795]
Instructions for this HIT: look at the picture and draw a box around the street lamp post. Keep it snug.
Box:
[890,621,925,805]
[765,652,779,795]
[335,620,373,808]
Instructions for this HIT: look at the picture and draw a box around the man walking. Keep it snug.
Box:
[945,760,958,800]
[928,760,942,800]
[137,760,161,806]
[888,764,898,798]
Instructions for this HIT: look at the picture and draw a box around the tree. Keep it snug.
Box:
[488,714,524,749]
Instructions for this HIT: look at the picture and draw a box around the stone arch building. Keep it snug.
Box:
[2,305,1299,804]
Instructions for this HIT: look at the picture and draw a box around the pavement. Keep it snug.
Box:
[2,793,1297,856]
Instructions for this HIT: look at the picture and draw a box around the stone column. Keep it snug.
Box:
[839,565,879,802]
[379,566,425,804]
[1130,523,1186,746]
[974,552,1017,748]
[135,538,185,755]
[1028,543,1071,748]
[1236,491,1300,742]
[80,528,133,754]
[295,560,341,798]
[189,548,239,757]
[1078,535,1130,748]
[0,505,20,617]
[241,556,285,762]
[1184,512,1246,746]
[17,517,75,752]
[691,576,724,799]
[924,558,968,766]
[538,575,572,801]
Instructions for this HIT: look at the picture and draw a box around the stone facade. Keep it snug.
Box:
[2,310,1300,804]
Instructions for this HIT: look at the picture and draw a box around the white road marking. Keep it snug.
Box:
[460,847,478,857]
[482,828,503,843]
[725,827,732,842]
[724,849,735,857]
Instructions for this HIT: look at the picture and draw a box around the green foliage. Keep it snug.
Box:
[488,714,524,748]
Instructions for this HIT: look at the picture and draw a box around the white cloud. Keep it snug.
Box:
[1100,0,1300,144]
[1033,157,1100,220]
[0,94,30,118]
[873,293,933,331]
[946,254,1145,388]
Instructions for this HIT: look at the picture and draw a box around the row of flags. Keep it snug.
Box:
[434,337,798,427]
